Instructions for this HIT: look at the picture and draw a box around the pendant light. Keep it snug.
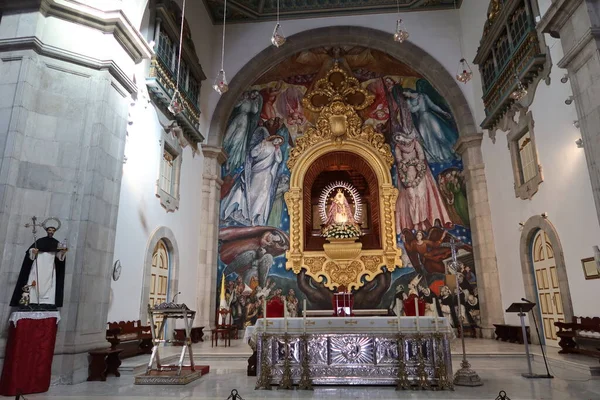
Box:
[454,0,473,84]
[509,70,528,101]
[213,0,229,95]
[271,0,286,47]
[393,0,409,43]
[168,0,187,115]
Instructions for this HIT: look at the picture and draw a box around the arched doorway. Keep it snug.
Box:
[520,216,573,346]
[530,230,564,347]
[150,240,171,314]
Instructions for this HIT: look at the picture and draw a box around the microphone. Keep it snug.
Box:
[521,297,534,304]
[172,292,181,303]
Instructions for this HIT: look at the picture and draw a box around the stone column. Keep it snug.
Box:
[539,0,600,227]
[196,146,226,332]
[0,1,151,382]
[455,133,504,338]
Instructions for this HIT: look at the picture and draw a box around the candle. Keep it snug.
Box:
[397,311,401,331]
[263,300,267,333]
[283,298,288,332]
[414,297,420,332]
[303,299,307,333]
[434,312,439,332]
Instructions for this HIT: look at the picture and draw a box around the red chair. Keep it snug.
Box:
[266,297,284,318]
[403,294,426,316]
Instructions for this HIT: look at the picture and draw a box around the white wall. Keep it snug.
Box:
[460,0,600,324]
[204,9,479,133]
[108,0,215,323]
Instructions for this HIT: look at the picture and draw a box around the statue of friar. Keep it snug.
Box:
[10,220,67,308]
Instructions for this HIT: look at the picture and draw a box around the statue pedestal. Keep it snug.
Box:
[322,237,362,260]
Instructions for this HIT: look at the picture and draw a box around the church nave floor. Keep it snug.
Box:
[19,339,600,400]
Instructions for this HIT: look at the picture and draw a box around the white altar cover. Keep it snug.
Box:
[244,316,453,345]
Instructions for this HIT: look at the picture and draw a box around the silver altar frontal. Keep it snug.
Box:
[247,316,454,388]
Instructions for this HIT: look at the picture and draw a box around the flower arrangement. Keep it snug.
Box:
[398,158,427,188]
[322,223,362,239]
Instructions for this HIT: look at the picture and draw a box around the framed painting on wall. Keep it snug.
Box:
[581,257,599,280]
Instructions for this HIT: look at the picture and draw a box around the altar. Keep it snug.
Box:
[246,316,453,388]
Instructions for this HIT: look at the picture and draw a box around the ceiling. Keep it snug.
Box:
[204,0,463,24]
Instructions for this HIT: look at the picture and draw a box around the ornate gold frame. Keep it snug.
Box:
[284,64,402,291]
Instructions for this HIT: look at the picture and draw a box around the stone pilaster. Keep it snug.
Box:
[0,1,151,383]
[455,133,504,338]
[196,146,226,332]
[539,0,600,227]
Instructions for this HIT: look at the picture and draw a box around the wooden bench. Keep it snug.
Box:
[173,327,205,345]
[106,320,153,359]
[493,324,531,344]
[555,316,600,360]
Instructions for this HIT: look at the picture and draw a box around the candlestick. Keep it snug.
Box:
[263,300,267,333]
[303,299,307,334]
[414,297,420,332]
[283,298,288,332]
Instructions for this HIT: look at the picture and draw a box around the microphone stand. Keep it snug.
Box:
[522,298,553,379]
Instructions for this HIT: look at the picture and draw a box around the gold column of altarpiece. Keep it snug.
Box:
[284,63,403,291]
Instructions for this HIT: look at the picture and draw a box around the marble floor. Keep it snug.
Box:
[12,339,600,400]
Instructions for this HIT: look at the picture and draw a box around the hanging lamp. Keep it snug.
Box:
[168,0,187,115]
[393,0,409,43]
[271,0,286,47]
[454,1,473,84]
[509,70,528,101]
[213,0,229,94]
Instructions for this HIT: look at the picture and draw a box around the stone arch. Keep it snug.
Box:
[140,226,180,323]
[520,216,573,343]
[208,25,477,147]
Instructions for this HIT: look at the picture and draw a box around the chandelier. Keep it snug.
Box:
[456,59,473,84]
[393,0,409,43]
[213,0,229,94]
[509,72,527,101]
[271,0,286,47]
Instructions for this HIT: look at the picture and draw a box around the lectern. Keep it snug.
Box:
[506,302,543,378]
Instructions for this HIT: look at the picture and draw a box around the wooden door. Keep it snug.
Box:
[149,240,170,327]
[531,230,564,347]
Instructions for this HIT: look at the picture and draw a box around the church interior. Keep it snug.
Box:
[1,0,600,398]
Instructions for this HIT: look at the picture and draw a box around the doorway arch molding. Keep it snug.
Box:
[519,215,574,343]
[207,25,477,147]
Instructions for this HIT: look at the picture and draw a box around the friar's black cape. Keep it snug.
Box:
[10,236,66,307]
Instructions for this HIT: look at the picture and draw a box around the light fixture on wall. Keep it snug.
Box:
[573,120,580,128]
[213,0,229,95]
[168,0,187,115]
[271,0,286,47]
[393,0,409,43]
[565,96,574,105]
[560,74,569,83]
[576,138,584,148]
[541,212,548,218]
[509,71,527,101]
[518,221,525,231]
[453,1,472,84]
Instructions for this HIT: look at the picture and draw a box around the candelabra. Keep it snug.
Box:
[255,334,272,390]
[395,333,410,390]
[297,334,313,390]
[278,334,293,390]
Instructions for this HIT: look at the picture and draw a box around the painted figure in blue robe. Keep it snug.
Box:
[402,80,459,163]
[266,121,293,227]
[222,90,263,174]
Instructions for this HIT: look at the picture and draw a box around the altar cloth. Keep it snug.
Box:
[244,316,453,345]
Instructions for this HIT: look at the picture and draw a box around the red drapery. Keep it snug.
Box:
[0,316,58,396]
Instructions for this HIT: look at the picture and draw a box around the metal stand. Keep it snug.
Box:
[519,311,535,378]
[135,304,201,385]
[448,239,482,387]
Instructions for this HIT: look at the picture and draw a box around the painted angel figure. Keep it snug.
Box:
[324,189,356,227]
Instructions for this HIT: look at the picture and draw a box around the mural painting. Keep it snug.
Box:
[217,46,479,331]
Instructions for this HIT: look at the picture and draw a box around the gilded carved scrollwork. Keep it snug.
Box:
[284,63,402,291]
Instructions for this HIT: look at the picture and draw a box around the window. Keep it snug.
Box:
[508,111,543,199]
[495,32,511,70]
[156,127,182,212]
[510,6,529,46]
[159,146,176,196]
[517,131,536,184]
[157,31,175,72]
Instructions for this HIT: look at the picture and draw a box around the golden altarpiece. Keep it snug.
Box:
[284,63,403,292]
